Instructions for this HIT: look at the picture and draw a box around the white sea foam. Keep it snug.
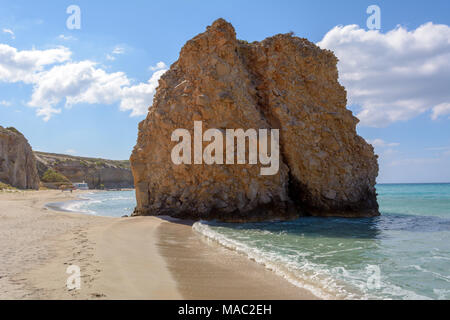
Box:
[192,221,431,300]
[61,199,98,215]
[56,190,136,217]
[193,221,347,299]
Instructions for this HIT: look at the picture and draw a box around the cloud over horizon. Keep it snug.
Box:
[318,22,450,127]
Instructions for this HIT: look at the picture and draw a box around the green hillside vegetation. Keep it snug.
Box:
[5,127,23,136]
[41,169,70,183]
[0,182,17,190]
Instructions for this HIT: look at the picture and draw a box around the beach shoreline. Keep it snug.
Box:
[0,190,318,299]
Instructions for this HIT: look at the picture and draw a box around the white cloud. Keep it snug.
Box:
[58,34,76,41]
[0,37,171,120]
[0,100,11,107]
[368,139,400,148]
[431,103,450,120]
[2,28,15,39]
[112,46,125,55]
[149,61,167,71]
[28,60,131,120]
[0,44,71,83]
[106,45,127,62]
[318,23,450,127]
[120,68,167,116]
[0,43,168,121]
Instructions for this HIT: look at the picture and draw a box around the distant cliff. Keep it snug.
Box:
[0,126,40,190]
[131,19,379,221]
[34,151,134,189]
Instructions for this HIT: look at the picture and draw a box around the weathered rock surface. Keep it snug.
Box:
[0,126,40,190]
[131,19,379,221]
[35,151,134,189]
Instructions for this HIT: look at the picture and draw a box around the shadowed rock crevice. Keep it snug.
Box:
[131,18,379,221]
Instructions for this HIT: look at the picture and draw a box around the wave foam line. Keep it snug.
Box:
[193,221,343,300]
[193,221,431,300]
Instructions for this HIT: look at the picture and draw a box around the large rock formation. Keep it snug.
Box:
[35,152,134,189]
[0,126,40,190]
[131,19,379,221]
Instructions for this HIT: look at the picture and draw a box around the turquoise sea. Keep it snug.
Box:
[60,183,450,300]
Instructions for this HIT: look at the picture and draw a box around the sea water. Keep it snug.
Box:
[62,184,450,299]
[59,190,136,217]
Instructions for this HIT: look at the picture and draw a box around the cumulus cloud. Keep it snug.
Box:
[0,44,71,83]
[28,61,130,120]
[120,68,167,116]
[28,60,168,121]
[318,22,450,127]
[149,61,167,71]
[0,42,168,121]
[2,28,15,39]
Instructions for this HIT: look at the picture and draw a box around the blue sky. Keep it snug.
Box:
[0,0,449,183]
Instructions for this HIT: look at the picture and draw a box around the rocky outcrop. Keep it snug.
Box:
[0,126,40,190]
[35,152,134,189]
[131,19,379,221]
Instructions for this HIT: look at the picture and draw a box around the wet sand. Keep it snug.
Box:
[158,217,318,299]
[0,190,318,299]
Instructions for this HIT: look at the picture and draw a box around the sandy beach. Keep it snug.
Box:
[0,190,317,300]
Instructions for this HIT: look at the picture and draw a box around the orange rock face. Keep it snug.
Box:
[130,19,379,221]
